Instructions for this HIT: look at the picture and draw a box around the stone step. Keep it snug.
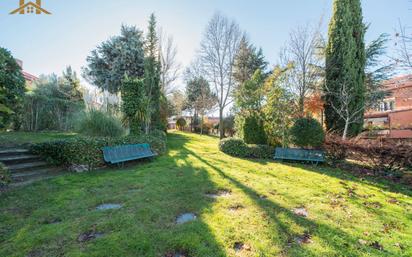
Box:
[7,161,49,172]
[0,149,30,157]
[0,155,41,165]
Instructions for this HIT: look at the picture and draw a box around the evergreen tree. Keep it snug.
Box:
[233,37,268,86]
[0,48,25,130]
[83,25,145,94]
[324,0,366,137]
[145,13,162,130]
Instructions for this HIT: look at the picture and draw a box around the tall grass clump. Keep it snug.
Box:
[76,110,125,137]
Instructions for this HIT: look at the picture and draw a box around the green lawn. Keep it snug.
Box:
[0,131,77,146]
[1,132,411,257]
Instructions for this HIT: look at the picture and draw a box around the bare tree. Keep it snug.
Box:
[200,12,242,139]
[395,20,412,70]
[280,24,323,115]
[159,29,181,95]
[324,81,366,140]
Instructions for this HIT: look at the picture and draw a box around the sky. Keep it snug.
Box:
[0,0,411,91]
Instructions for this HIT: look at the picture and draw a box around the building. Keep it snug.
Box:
[15,59,38,84]
[364,75,412,139]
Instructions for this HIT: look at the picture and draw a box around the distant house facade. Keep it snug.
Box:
[364,75,412,139]
[16,59,38,84]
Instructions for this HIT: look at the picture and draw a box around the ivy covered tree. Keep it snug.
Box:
[0,48,25,130]
[234,69,267,144]
[145,13,162,130]
[83,25,145,94]
[263,67,296,147]
[324,0,366,137]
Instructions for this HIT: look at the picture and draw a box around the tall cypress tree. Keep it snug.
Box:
[324,0,366,136]
[145,13,162,130]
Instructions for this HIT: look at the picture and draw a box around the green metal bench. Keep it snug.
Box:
[274,147,325,164]
[103,144,157,165]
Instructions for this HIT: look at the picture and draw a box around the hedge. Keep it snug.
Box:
[324,136,412,174]
[30,131,167,170]
[219,138,274,159]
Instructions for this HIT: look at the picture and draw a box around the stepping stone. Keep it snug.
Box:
[96,203,122,211]
[293,207,308,217]
[176,213,196,224]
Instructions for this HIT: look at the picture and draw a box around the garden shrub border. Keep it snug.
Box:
[219,138,274,159]
[30,131,167,170]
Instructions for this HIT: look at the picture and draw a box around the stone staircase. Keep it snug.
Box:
[0,148,62,187]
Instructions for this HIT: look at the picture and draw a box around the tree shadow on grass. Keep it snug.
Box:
[245,156,412,197]
[0,133,228,257]
[185,148,397,257]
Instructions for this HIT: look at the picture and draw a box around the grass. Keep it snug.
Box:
[0,131,77,146]
[0,131,411,257]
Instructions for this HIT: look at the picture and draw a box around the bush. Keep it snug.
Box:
[248,144,274,159]
[176,117,187,130]
[0,162,11,189]
[31,133,167,170]
[290,117,325,148]
[219,138,249,158]
[324,137,412,174]
[219,138,274,159]
[236,114,267,144]
[76,110,125,137]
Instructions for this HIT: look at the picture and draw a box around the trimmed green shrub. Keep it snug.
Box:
[0,162,11,189]
[236,114,267,144]
[76,110,125,137]
[219,138,274,159]
[248,145,275,159]
[176,117,187,130]
[290,117,325,148]
[31,133,166,170]
[219,138,249,157]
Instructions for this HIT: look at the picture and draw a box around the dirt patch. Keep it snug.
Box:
[205,189,231,199]
[234,242,251,252]
[77,225,104,243]
[164,251,188,257]
[228,204,244,212]
[295,231,313,245]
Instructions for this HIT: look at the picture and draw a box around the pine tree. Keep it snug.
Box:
[324,0,366,137]
[233,37,267,86]
[145,13,162,131]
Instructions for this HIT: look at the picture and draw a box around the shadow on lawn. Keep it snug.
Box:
[184,147,396,257]
[246,156,412,197]
[153,133,228,257]
[0,133,228,257]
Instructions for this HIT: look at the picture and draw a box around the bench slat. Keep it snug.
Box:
[103,144,157,164]
[274,147,325,163]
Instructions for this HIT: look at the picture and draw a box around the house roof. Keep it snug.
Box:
[22,71,38,83]
[10,1,51,14]
[382,74,412,91]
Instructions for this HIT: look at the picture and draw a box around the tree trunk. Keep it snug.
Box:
[342,120,349,141]
[201,114,204,135]
[219,108,224,139]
